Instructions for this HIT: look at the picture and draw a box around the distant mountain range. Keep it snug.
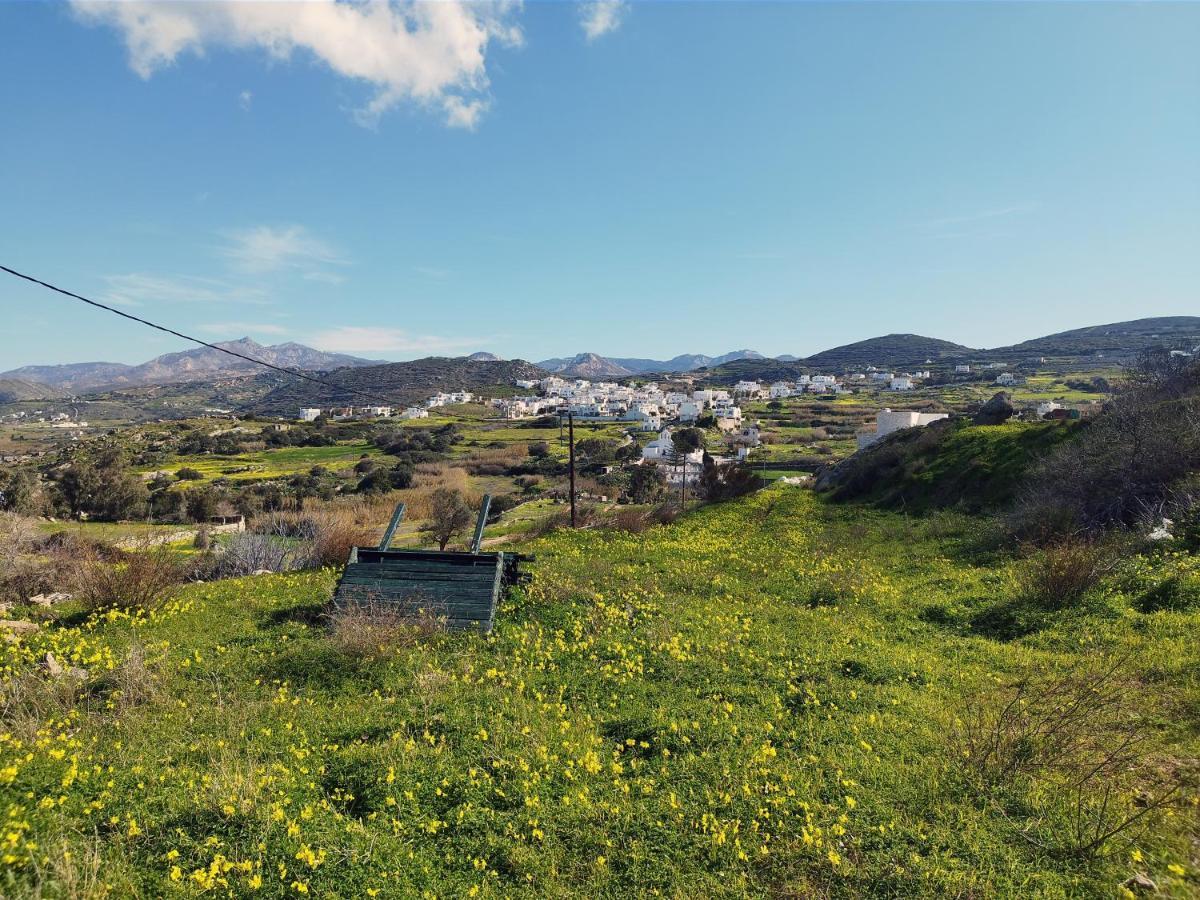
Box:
[5,318,1199,413]
[537,350,764,379]
[0,339,378,393]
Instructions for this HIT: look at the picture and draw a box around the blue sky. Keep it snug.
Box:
[1,1,1197,369]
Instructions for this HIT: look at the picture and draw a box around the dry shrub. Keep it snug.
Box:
[454,444,528,476]
[329,599,443,657]
[71,540,183,612]
[1016,539,1117,611]
[0,512,56,604]
[0,670,84,744]
[952,655,1185,858]
[94,642,164,714]
[608,506,654,534]
[28,833,116,900]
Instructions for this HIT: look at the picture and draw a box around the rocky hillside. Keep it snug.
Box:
[0,378,66,403]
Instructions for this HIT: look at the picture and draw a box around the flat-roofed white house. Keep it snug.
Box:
[856,408,949,450]
[678,400,704,422]
[955,364,971,374]
[400,406,429,419]
[769,381,793,399]
[298,408,321,422]
[994,373,1017,386]
[889,376,914,391]
[734,380,762,397]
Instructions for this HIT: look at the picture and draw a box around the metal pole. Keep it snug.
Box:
[568,412,577,528]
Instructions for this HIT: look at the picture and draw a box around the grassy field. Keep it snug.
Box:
[1,487,1196,897]
[134,443,384,485]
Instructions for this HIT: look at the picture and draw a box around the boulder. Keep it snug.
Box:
[1122,873,1158,894]
[28,592,72,607]
[974,391,1016,426]
[42,653,88,681]
[0,619,40,641]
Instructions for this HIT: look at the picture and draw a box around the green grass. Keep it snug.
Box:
[136,443,383,484]
[1,488,1196,897]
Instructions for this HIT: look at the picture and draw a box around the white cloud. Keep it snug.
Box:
[71,0,523,128]
[200,321,290,337]
[102,272,271,307]
[221,225,345,275]
[579,0,627,41]
[238,88,252,111]
[307,325,479,356]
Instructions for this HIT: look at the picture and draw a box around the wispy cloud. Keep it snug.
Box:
[307,326,480,356]
[238,89,252,111]
[199,321,290,338]
[101,273,271,307]
[914,204,1040,231]
[579,0,627,41]
[70,0,524,129]
[221,225,346,277]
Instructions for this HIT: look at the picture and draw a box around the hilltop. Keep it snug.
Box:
[2,339,378,393]
[988,316,1200,361]
[803,333,973,370]
[253,356,547,413]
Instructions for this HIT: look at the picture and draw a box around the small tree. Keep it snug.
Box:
[421,488,473,550]
[626,464,666,504]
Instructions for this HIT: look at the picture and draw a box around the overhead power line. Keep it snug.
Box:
[0,263,395,409]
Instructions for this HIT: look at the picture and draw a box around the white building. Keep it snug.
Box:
[994,373,1017,386]
[769,382,794,399]
[362,406,393,418]
[955,365,971,374]
[1036,401,1063,418]
[298,408,321,422]
[734,380,762,397]
[889,376,914,391]
[400,407,429,419]
[856,408,950,450]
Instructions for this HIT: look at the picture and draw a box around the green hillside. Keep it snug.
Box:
[254,358,547,415]
[818,419,1080,511]
[1,488,1196,897]
[802,333,972,371]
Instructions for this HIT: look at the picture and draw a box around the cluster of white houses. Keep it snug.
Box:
[495,376,748,432]
[298,391,476,422]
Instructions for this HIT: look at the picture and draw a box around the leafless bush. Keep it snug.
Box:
[1016,539,1117,610]
[607,506,654,533]
[71,540,183,612]
[329,599,442,657]
[952,655,1184,858]
[0,670,83,744]
[92,642,164,715]
[195,531,299,580]
[256,508,376,569]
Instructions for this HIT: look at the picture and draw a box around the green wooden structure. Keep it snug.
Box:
[331,496,529,634]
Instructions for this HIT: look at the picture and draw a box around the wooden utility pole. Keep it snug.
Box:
[568,412,577,528]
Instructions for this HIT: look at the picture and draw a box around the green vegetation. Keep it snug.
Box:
[821,420,1079,512]
[0,488,1197,897]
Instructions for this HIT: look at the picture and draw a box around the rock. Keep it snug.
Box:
[0,619,40,638]
[28,592,71,607]
[974,391,1016,426]
[42,653,88,681]
[251,569,274,576]
[1122,873,1158,894]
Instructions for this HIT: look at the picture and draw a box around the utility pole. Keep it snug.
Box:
[568,411,577,528]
